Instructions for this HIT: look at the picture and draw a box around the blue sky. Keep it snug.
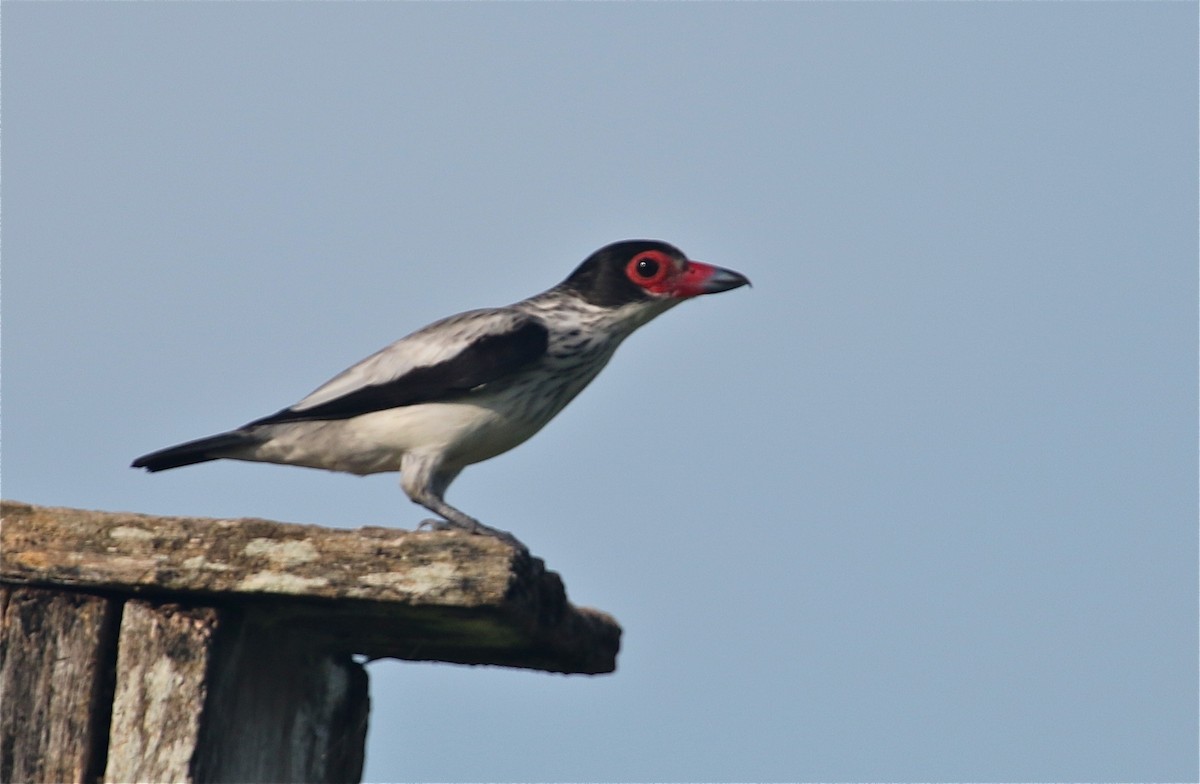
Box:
[4,3,1196,781]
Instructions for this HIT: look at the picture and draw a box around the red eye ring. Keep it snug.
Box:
[625,250,671,288]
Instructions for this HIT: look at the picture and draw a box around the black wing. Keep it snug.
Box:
[248,318,549,426]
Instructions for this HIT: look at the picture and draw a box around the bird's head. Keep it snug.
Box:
[560,240,750,309]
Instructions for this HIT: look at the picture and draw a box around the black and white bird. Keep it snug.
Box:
[133,240,749,547]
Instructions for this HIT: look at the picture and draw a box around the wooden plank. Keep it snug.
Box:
[102,601,368,784]
[193,607,368,783]
[103,601,218,783]
[0,586,118,784]
[2,500,620,674]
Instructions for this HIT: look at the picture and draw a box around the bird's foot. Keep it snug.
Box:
[417,518,527,551]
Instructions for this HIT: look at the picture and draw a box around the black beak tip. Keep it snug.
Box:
[707,267,752,294]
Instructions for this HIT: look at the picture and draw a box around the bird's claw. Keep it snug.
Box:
[416,518,527,552]
[417,518,454,533]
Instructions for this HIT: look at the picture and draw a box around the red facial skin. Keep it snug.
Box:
[624,250,743,299]
[669,260,728,298]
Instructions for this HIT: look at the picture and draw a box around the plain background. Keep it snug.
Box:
[3,3,1196,782]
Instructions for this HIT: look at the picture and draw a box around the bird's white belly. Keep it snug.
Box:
[249,401,542,475]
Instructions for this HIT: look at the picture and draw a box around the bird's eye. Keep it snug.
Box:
[636,258,659,279]
[625,251,671,289]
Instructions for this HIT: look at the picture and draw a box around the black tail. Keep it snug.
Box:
[131,431,257,472]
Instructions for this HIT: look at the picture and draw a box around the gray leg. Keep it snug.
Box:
[400,454,524,549]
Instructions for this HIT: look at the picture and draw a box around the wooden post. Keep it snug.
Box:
[0,501,620,783]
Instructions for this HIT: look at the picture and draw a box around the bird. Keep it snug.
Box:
[132,239,750,548]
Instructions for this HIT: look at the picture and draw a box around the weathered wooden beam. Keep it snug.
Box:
[1,500,619,783]
[1,500,620,674]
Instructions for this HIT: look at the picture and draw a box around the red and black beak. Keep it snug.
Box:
[671,261,752,299]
